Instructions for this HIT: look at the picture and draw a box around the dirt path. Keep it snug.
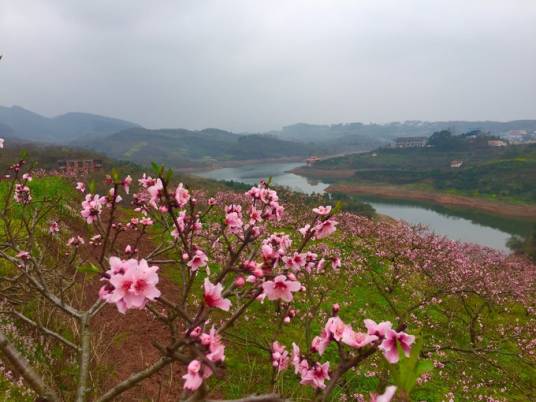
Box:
[327,183,536,220]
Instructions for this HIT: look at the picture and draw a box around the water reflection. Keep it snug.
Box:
[193,162,527,251]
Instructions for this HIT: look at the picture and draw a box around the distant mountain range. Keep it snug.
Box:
[0,105,140,143]
[1,105,536,168]
[273,120,536,145]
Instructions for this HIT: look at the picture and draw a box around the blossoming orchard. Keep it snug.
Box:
[0,148,534,401]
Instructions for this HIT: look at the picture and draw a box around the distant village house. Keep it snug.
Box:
[487,140,508,147]
[57,159,103,175]
[394,136,428,148]
[305,156,321,165]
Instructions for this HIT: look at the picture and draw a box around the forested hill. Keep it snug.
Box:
[74,127,320,168]
[3,105,536,169]
[275,120,536,144]
[313,139,536,204]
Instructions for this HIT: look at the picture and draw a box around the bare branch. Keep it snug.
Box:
[12,310,80,352]
[95,356,173,402]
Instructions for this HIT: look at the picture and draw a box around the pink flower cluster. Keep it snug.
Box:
[270,314,415,391]
[287,342,331,389]
[99,257,161,313]
[311,316,414,364]
[14,184,31,204]
[80,194,106,224]
[183,326,226,390]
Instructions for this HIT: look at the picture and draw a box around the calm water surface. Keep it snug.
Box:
[195,162,526,252]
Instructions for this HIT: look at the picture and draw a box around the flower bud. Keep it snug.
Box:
[189,326,202,337]
[234,276,246,288]
[332,303,340,315]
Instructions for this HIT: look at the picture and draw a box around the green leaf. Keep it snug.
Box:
[77,263,100,275]
[88,179,96,194]
[390,337,432,394]
[333,201,343,214]
[111,168,120,183]
[151,162,162,176]
[165,168,174,183]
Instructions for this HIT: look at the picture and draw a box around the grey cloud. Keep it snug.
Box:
[1,0,535,132]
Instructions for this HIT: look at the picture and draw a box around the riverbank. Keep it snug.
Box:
[327,183,536,220]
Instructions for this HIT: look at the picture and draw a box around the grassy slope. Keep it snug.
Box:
[0,168,533,400]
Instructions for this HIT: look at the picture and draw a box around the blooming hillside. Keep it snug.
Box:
[0,146,534,401]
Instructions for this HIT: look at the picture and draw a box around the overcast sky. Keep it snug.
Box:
[1,0,535,132]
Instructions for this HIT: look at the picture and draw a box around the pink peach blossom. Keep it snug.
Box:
[106,258,161,313]
[75,182,85,192]
[341,327,378,348]
[203,278,231,311]
[311,329,331,356]
[312,205,332,216]
[300,362,330,389]
[379,329,415,364]
[16,251,30,261]
[325,316,346,341]
[224,211,243,232]
[313,219,338,239]
[283,252,307,272]
[122,175,132,194]
[370,385,397,402]
[175,183,190,208]
[262,275,301,302]
[147,179,163,208]
[200,326,226,362]
[364,319,393,338]
[187,250,208,271]
[298,224,311,237]
[291,343,302,374]
[271,341,289,372]
[67,236,85,247]
[14,184,31,204]
[182,360,203,391]
[48,221,60,234]
[80,194,106,224]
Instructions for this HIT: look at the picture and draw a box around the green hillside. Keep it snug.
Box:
[76,127,321,168]
[315,142,536,203]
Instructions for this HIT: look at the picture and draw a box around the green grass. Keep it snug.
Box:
[0,170,533,400]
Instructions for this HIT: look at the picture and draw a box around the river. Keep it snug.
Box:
[194,162,529,252]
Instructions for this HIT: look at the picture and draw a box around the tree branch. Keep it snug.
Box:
[12,310,80,352]
[95,356,173,402]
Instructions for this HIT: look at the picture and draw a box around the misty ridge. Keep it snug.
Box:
[1,104,536,168]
